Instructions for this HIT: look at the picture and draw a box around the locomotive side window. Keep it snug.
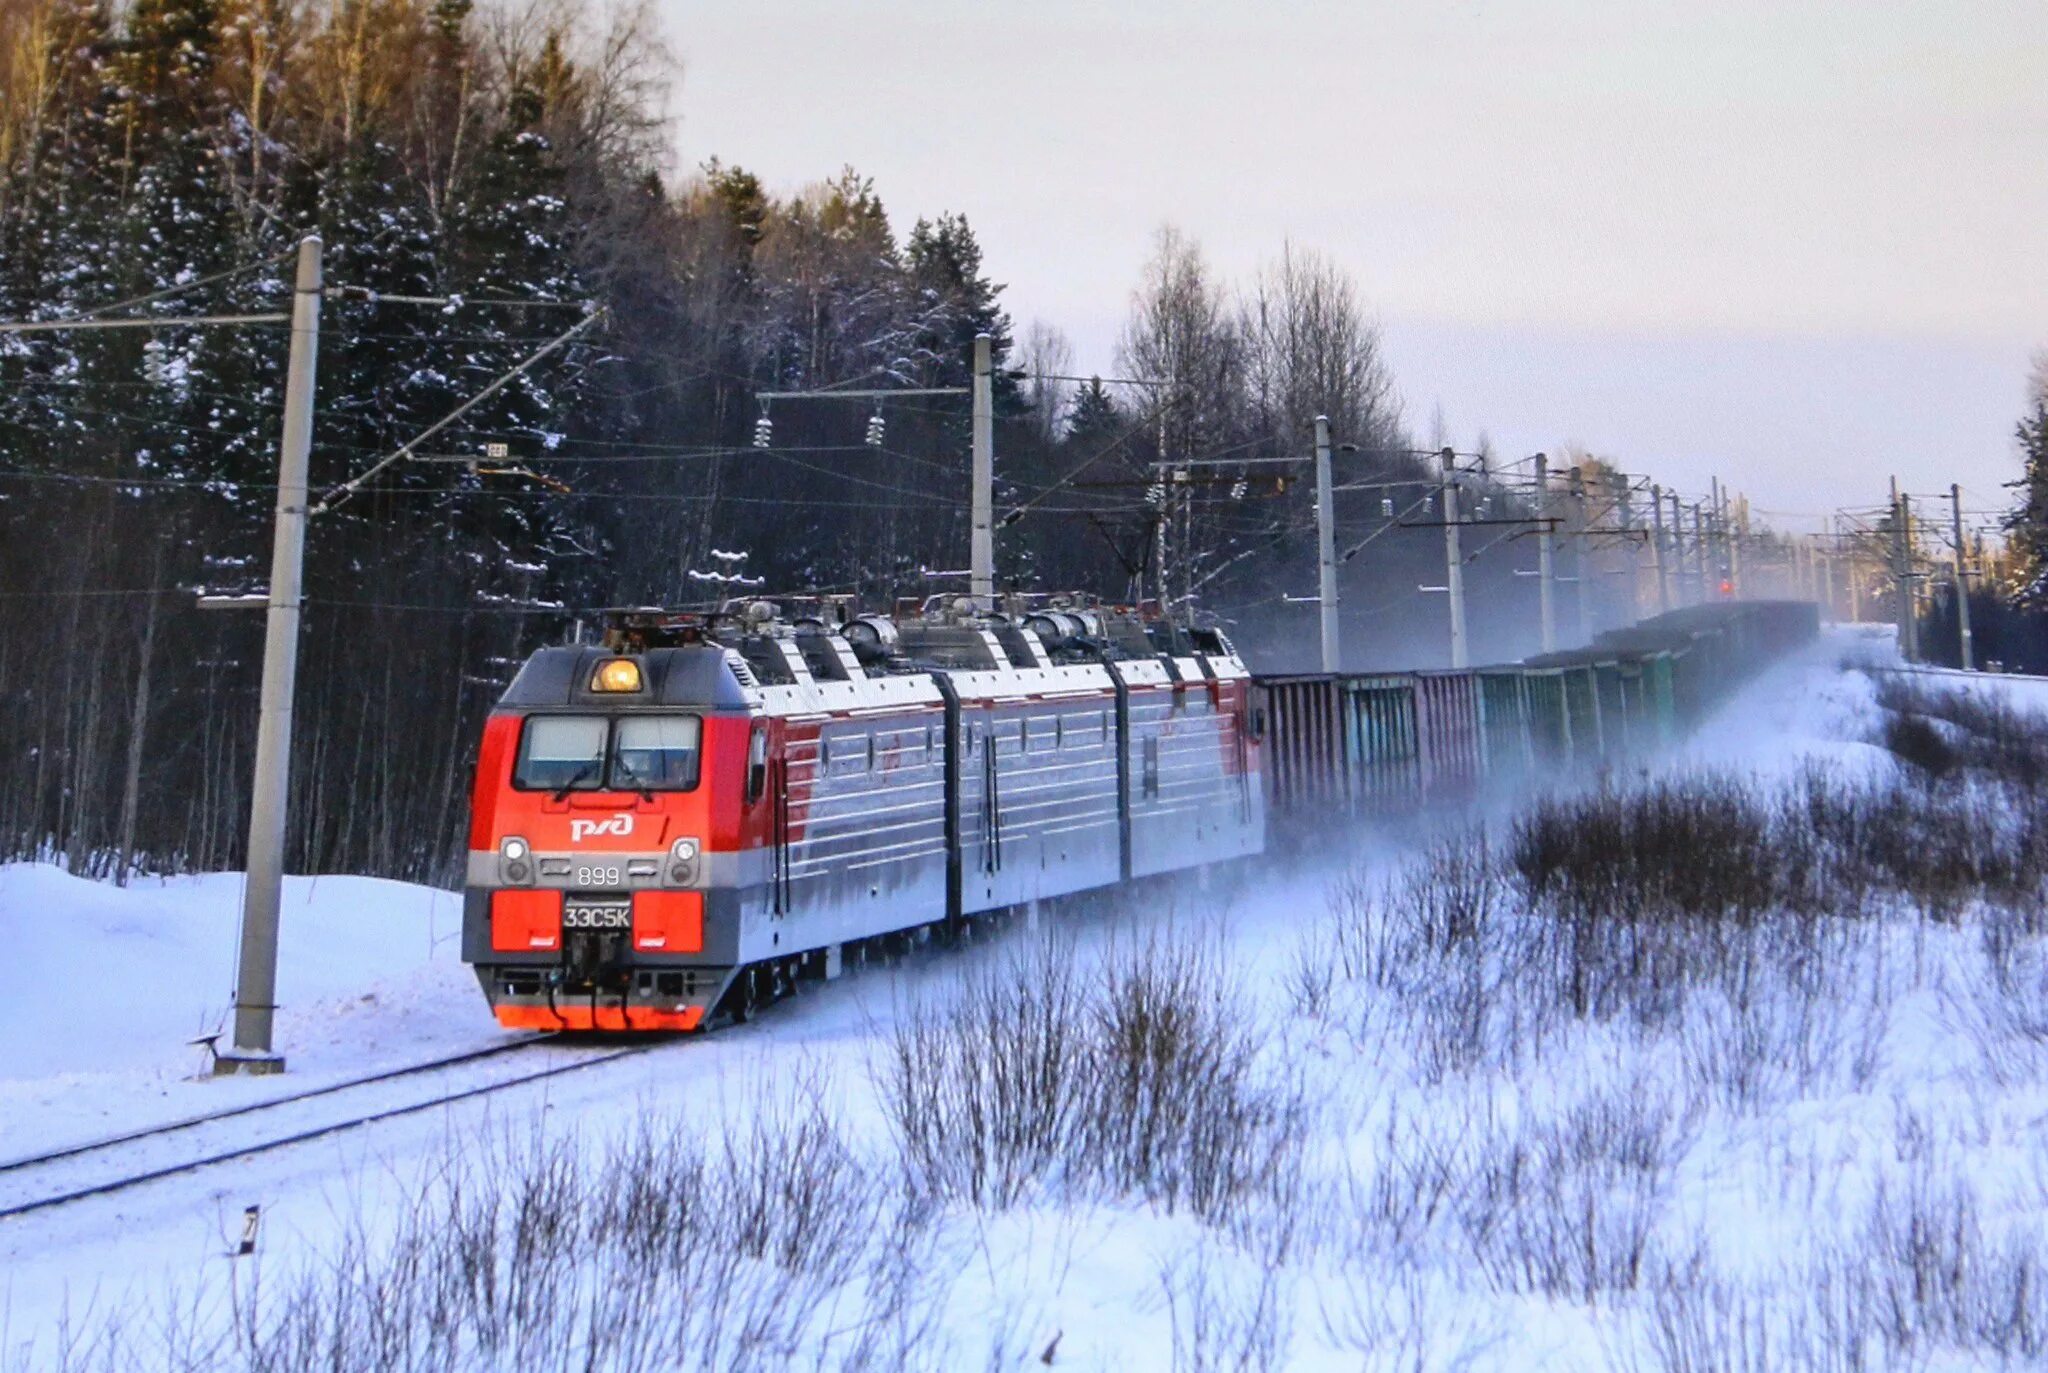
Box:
[612,715,703,790]
[515,716,608,791]
[746,723,769,804]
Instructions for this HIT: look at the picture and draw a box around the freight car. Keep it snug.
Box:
[1251,600,1820,820]
[461,597,1816,1030]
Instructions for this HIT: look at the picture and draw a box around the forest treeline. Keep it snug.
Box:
[0,0,1662,883]
[1918,359,2048,673]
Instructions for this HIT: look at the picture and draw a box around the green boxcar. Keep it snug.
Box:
[1564,666,1603,761]
[1642,652,1676,744]
[1478,671,1532,779]
[1253,601,1821,827]
[1343,676,1420,809]
[1523,669,1572,765]
[1594,662,1629,753]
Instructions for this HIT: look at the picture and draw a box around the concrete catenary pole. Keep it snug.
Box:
[1667,489,1687,606]
[1535,453,1557,653]
[1570,467,1591,643]
[1951,482,1974,671]
[1709,477,1724,594]
[1151,378,1169,608]
[1847,513,1864,622]
[1314,415,1338,672]
[970,333,994,604]
[1691,502,1709,602]
[223,234,322,1074]
[1889,477,1912,661]
[1731,494,1747,596]
[1650,483,1671,614]
[1618,482,1640,622]
[1903,490,1921,661]
[1444,468,1469,669]
[1819,538,1835,622]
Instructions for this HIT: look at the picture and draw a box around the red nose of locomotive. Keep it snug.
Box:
[461,645,764,1031]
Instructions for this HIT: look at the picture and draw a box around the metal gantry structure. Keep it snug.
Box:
[1818,477,2010,668]
[1139,427,1785,675]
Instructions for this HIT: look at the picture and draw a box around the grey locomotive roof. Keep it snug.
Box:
[499,646,754,711]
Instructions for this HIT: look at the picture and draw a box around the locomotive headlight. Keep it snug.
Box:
[591,658,643,693]
[667,836,700,885]
[500,835,534,885]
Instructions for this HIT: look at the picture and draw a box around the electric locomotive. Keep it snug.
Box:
[460,597,1264,1031]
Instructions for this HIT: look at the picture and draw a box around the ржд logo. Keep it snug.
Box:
[570,813,635,842]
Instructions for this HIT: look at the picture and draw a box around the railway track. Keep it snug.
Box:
[0,1036,659,1221]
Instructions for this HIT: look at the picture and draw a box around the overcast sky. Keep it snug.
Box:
[661,0,2043,532]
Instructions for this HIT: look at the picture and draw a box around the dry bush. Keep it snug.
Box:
[879,928,1308,1227]
[1871,675,2048,792]
[1511,778,1793,927]
[1159,1241,1294,1373]
[11,1097,956,1373]
[1632,1177,2048,1373]
[877,938,1092,1209]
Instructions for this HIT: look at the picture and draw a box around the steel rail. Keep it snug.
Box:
[0,1037,556,1177]
[0,1042,656,1221]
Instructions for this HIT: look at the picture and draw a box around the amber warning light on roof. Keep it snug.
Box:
[590,658,643,692]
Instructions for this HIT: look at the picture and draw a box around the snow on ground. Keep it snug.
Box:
[5,623,2048,1370]
[0,869,485,1153]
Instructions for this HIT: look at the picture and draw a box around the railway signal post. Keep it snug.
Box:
[220,234,323,1075]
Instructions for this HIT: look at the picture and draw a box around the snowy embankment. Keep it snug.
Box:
[0,869,481,1149]
[7,624,2048,1370]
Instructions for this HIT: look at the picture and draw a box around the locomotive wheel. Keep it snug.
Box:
[725,966,763,1024]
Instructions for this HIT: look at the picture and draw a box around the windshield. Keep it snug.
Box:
[515,716,608,791]
[512,714,703,792]
[613,716,702,789]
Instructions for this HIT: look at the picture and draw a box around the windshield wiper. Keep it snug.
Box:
[551,759,601,802]
[610,755,656,802]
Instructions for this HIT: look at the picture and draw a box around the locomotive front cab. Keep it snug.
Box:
[462,644,765,1031]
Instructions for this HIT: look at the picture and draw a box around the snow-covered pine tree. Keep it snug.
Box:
[110,0,240,482]
[431,30,597,586]
[904,211,1016,402]
[2007,371,2048,606]
[1065,376,1125,455]
[0,0,123,471]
